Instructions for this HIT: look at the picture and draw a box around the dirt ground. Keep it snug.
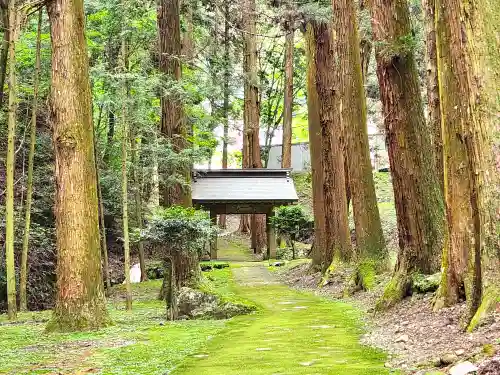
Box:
[280,263,500,375]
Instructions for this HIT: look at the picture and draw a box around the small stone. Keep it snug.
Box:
[193,354,208,358]
[256,348,272,351]
[395,334,409,343]
[159,321,165,326]
[449,361,478,375]
[401,320,410,326]
[384,362,391,368]
[299,360,317,366]
[455,349,465,356]
[441,353,459,366]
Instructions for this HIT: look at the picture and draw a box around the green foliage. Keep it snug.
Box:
[376,33,418,61]
[142,206,215,256]
[271,205,312,242]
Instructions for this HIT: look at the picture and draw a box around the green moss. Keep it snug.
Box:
[376,271,410,311]
[467,286,500,332]
[357,260,377,290]
[483,343,497,357]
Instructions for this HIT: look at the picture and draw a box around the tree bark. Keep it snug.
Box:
[313,21,352,266]
[219,0,230,230]
[281,22,293,169]
[158,0,191,207]
[370,0,445,310]
[0,1,9,107]
[331,0,387,289]
[433,0,490,327]
[47,0,109,331]
[20,9,42,312]
[422,0,443,194]
[306,24,327,271]
[242,0,266,252]
[4,0,18,320]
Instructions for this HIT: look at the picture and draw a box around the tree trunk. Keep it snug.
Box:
[121,33,132,311]
[243,0,266,252]
[219,0,230,230]
[422,0,443,194]
[147,129,160,211]
[96,142,111,290]
[158,0,191,207]
[306,24,327,271]
[313,21,352,266]
[20,9,42,312]
[281,23,293,169]
[433,0,491,327]
[370,0,445,310]
[0,1,9,107]
[47,0,109,331]
[331,0,387,289]
[131,131,147,281]
[4,0,18,320]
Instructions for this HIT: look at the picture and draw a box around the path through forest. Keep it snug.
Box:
[173,261,390,375]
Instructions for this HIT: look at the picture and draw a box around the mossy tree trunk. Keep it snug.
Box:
[131,132,146,281]
[4,0,18,320]
[47,0,109,331]
[243,0,266,252]
[0,1,9,107]
[306,24,327,271]
[370,0,445,310]
[422,0,443,194]
[313,20,352,267]
[331,0,387,290]
[157,0,191,208]
[433,0,492,327]
[20,9,42,312]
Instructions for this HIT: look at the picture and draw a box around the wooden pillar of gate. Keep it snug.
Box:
[210,209,218,260]
[266,209,276,260]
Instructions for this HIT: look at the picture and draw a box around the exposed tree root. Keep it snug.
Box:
[375,270,411,311]
[467,286,499,332]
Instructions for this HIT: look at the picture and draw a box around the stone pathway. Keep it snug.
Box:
[173,263,390,375]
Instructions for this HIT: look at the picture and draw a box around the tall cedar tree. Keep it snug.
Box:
[422,0,443,193]
[370,0,444,310]
[157,0,200,287]
[4,0,18,320]
[46,0,109,331]
[20,9,42,312]
[281,17,293,169]
[243,0,266,253]
[433,0,494,328]
[158,0,190,207]
[332,0,387,289]
[219,0,230,229]
[314,21,352,267]
[305,24,327,270]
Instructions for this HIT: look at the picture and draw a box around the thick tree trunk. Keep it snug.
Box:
[4,0,18,320]
[243,0,266,252]
[332,0,387,289]
[370,0,445,310]
[20,10,42,312]
[47,0,109,331]
[433,0,490,327]
[313,21,352,266]
[147,129,160,211]
[306,24,327,271]
[281,24,293,169]
[158,0,191,207]
[422,0,443,194]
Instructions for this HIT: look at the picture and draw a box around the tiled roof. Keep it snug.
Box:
[192,169,299,203]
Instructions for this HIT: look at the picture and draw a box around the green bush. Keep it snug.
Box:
[271,205,313,259]
[141,206,215,257]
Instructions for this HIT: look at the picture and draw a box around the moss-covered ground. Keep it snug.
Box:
[1,240,390,375]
